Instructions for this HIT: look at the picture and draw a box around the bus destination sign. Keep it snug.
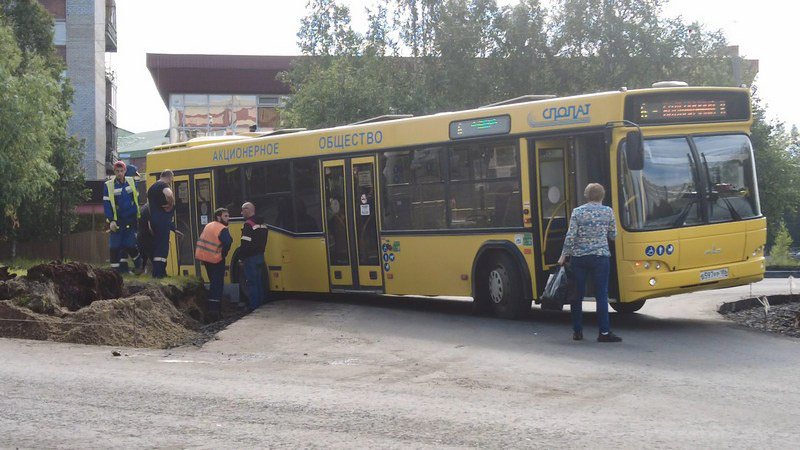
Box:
[625,91,750,125]
[640,99,727,121]
[449,115,511,140]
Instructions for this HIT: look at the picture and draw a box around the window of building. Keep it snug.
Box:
[53,20,66,46]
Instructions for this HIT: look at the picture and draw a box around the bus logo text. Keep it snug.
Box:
[319,130,383,150]
[212,142,280,162]
[527,103,592,128]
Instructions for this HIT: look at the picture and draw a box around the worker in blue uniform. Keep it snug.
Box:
[103,161,142,273]
[147,169,177,278]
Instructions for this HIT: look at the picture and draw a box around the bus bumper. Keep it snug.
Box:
[619,257,765,302]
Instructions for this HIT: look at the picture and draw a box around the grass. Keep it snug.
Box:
[766,256,800,270]
[0,258,58,276]
[120,272,203,287]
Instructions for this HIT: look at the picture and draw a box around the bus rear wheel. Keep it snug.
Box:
[479,253,527,319]
[610,299,646,314]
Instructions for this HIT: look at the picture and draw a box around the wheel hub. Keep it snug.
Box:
[489,269,504,304]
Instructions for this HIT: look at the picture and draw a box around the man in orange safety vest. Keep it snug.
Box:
[195,208,232,320]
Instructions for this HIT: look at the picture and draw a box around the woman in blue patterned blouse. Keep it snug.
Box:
[557,183,622,343]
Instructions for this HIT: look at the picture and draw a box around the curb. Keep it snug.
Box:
[764,271,800,278]
[718,294,800,314]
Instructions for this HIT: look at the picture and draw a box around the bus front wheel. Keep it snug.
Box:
[610,299,646,314]
[478,252,527,319]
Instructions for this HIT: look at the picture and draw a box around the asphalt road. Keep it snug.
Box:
[1,279,799,448]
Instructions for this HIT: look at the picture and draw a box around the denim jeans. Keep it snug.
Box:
[203,261,225,313]
[243,255,265,310]
[569,255,611,334]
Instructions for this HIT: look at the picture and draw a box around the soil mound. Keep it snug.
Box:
[26,262,122,311]
[0,266,16,281]
[0,262,246,348]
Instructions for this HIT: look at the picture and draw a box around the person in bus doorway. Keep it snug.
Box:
[103,161,143,274]
[240,202,268,311]
[195,208,233,321]
[558,183,622,343]
[136,203,154,274]
[147,169,176,278]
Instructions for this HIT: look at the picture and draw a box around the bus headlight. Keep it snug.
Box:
[643,262,650,269]
[649,278,657,286]
[655,263,662,270]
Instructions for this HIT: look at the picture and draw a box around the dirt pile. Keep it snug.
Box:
[27,262,122,310]
[0,266,16,281]
[0,262,245,348]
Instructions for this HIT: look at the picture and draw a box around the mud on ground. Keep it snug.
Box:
[0,262,245,348]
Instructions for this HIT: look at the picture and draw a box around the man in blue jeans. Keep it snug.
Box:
[558,183,622,343]
[240,202,268,311]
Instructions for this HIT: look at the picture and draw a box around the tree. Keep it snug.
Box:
[0,21,61,243]
[0,1,86,251]
[768,221,794,267]
[749,93,800,246]
[282,0,743,129]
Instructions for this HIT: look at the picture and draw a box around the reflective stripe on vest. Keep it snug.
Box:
[195,221,226,263]
[106,177,141,222]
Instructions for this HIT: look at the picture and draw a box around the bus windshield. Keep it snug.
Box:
[619,134,760,231]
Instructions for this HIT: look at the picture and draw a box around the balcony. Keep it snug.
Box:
[105,69,116,125]
[105,0,117,52]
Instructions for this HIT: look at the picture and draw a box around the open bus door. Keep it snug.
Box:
[169,172,214,278]
[533,139,573,272]
[171,175,193,276]
[322,158,383,293]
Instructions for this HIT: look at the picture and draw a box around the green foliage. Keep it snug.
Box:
[766,221,799,268]
[749,92,800,245]
[0,21,63,234]
[281,0,744,130]
[0,3,84,246]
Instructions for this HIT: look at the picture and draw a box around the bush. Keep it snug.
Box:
[767,222,800,268]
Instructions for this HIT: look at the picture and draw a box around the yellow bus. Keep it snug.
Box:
[146,83,765,318]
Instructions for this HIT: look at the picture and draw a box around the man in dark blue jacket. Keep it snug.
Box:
[240,202,268,310]
[103,161,142,273]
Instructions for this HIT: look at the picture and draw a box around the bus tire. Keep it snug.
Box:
[610,299,646,314]
[480,252,528,319]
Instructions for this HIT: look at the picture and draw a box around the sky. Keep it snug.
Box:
[113,0,800,134]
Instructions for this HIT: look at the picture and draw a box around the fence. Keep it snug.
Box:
[0,231,109,265]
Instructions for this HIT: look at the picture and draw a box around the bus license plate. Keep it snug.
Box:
[700,268,729,282]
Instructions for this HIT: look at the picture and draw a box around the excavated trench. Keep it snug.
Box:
[0,262,246,348]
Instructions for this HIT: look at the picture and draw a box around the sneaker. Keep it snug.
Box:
[597,332,622,343]
[573,330,583,341]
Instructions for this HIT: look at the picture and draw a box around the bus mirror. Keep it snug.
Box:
[625,131,644,171]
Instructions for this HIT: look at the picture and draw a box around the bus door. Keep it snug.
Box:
[171,175,194,276]
[532,139,572,270]
[322,158,383,292]
[191,172,214,276]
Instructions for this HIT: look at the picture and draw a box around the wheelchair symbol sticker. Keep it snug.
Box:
[645,246,655,257]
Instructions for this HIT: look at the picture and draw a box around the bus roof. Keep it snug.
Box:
[148,85,750,172]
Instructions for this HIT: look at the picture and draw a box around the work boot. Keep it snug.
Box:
[597,332,622,343]
[133,256,144,275]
